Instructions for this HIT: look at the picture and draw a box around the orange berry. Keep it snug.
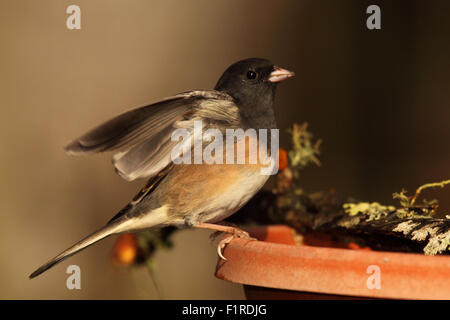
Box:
[347,242,371,251]
[277,148,288,171]
[111,233,138,265]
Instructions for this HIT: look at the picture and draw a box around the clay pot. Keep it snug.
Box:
[215,225,450,299]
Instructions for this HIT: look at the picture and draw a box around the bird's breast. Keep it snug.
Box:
[161,135,275,225]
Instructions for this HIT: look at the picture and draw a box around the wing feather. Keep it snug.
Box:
[65,90,240,181]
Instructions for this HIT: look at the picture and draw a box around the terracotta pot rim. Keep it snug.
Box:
[215,225,450,299]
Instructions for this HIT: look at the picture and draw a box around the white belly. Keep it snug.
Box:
[197,171,270,223]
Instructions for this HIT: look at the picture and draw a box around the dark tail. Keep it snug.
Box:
[29,221,126,279]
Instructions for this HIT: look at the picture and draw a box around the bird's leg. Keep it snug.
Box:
[194,222,256,260]
[207,221,239,243]
[195,222,250,239]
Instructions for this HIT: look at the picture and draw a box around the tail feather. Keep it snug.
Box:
[29,220,127,279]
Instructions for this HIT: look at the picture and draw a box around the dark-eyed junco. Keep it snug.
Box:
[29,58,294,279]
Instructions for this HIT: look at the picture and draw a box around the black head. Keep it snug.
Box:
[214,58,294,128]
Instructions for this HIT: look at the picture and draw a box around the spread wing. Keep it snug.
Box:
[65,90,241,181]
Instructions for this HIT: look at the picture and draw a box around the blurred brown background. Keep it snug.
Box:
[1,0,449,299]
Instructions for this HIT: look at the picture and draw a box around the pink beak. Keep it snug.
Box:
[268,66,295,83]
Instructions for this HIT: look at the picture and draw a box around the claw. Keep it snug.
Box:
[217,235,233,260]
[194,222,256,261]
[217,244,227,261]
[216,231,257,261]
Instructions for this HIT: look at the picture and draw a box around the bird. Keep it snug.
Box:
[29,57,294,279]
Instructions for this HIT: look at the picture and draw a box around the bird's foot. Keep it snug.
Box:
[208,222,238,243]
[216,228,255,260]
[194,222,256,260]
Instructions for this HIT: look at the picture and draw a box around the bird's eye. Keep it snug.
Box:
[246,70,257,79]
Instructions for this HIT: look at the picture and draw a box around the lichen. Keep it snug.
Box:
[343,202,396,221]
[392,179,450,218]
[392,189,412,208]
[288,123,321,169]
[423,229,450,255]
[337,216,360,228]
[392,221,421,235]
[410,223,440,241]
[410,179,450,206]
